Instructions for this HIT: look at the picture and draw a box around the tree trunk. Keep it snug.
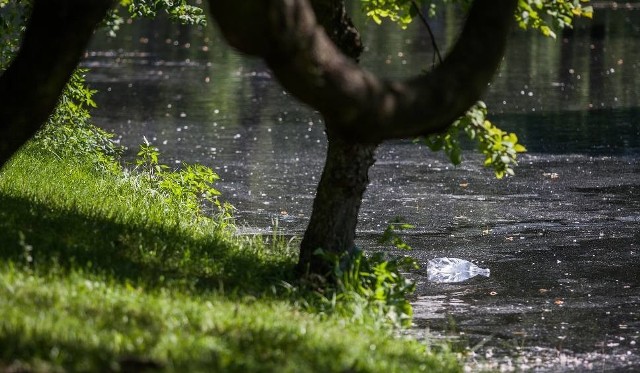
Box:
[296,0,370,275]
[0,0,113,169]
[297,134,377,275]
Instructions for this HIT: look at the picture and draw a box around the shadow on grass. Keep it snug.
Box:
[0,332,164,373]
[0,192,297,295]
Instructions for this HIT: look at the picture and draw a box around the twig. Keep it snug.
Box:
[410,0,443,67]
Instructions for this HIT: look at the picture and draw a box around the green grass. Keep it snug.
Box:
[0,144,462,372]
[0,144,293,292]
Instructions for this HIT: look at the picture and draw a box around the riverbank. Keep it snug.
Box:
[0,142,460,372]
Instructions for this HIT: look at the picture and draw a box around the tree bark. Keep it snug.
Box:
[297,133,377,275]
[0,0,114,169]
[309,0,363,61]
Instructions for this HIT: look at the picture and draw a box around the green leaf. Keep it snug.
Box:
[514,144,527,153]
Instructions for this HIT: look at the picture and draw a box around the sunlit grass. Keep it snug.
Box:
[0,144,295,292]
[0,145,462,372]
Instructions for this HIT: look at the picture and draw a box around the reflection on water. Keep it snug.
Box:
[413,293,470,319]
[84,5,640,371]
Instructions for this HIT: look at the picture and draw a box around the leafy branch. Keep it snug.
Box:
[0,0,31,68]
[362,0,592,37]
[120,0,206,26]
[421,101,527,179]
[516,0,593,38]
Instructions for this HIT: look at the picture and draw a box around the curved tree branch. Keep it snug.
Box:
[0,0,114,169]
[208,0,517,143]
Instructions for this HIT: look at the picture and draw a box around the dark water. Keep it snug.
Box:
[84,5,640,371]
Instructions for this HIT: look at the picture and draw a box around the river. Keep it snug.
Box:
[84,4,640,371]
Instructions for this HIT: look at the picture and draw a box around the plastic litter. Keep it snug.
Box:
[427,257,490,283]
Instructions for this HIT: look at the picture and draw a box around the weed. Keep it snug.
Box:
[132,136,231,224]
[296,248,418,329]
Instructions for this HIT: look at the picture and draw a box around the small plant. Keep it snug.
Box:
[295,217,421,328]
[17,231,33,270]
[133,138,231,222]
[304,247,418,328]
[34,69,123,173]
[135,136,169,182]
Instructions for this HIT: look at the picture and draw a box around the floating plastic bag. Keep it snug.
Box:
[427,257,490,283]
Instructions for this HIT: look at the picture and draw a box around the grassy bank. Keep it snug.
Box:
[0,144,461,372]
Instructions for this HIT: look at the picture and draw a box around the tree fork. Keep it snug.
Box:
[207,0,517,142]
[208,0,516,275]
